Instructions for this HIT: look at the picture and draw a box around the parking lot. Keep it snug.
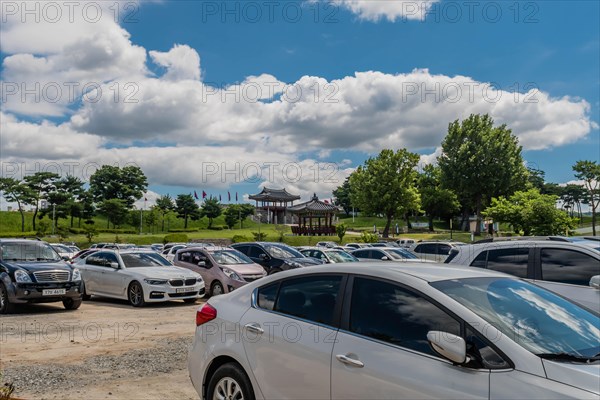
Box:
[1,299,202,399]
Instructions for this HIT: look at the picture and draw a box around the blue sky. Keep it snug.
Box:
[1,0,598,204]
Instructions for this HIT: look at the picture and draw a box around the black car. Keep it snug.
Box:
[231,242,323,274]
[0,239,83,313]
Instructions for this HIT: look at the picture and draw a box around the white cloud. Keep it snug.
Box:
[149,44,201,81]
[333,0,438,21]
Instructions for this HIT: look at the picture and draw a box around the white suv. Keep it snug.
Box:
[446,238,600,312]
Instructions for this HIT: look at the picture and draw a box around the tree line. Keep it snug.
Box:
[333,114,599,237]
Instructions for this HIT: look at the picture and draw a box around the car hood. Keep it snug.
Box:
[123,266,200,279]
[219,263,265,275]
[12,261,72,272]
[543,359,600,394]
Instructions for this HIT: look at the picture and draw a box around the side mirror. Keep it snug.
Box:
[590,275,600,289]
[427,331,467,364]
[109,262,120,269]
[259,253,268,260]
[381,256,389,261]
[197,261,206,267]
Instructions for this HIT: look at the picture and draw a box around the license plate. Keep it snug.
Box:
[176,287,191,293]
[42,289,66,296]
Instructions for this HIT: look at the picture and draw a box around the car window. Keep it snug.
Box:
[371,250,385,259]
[233,245,249,255]
[540,248,600,286]
[247,246,263,258]
[349,277,460,357]
[87,252,118,267]
[257,282,279,311]
[353,250,369,258]
[470,251,488,268]
[484,248,529,278]
[121,252,171,268]
[414,243,435,254]
[178,251,192,263]
[273,275,343,326]
[438,244,452,255]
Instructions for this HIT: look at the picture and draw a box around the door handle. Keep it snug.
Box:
[336,354,364,368]
[244,323,264,335]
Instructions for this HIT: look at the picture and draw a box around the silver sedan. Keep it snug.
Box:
[188,263,599,399]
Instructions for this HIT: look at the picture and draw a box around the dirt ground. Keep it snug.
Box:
[0,298,204,399]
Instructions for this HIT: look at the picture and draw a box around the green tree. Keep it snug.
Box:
[23,172,59,231]
[239,204,255,228]
[201,197,222,228]
[98,199,129,228]
[145,206,160,234]
[0,177,34,232]
[89,165,148,208]
[78,190,96,226]
[560,184,586,220]
[155,194,175,232]
[573,160,600,235]
[224,205,241,229]
[438,114,528,234]
[483,189,576,236]
[58,175,84,227]
[175,194,201,229]
[336,223,347,242]
[333,177,353,216]
[349,149,421,238]
[417,164,460,232]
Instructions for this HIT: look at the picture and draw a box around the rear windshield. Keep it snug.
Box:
[121,252,172,268]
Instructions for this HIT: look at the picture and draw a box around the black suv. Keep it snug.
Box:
[0,239,83,313]
[231,242,323,274]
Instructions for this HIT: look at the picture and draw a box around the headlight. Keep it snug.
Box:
[221,268,243,281]
[286,261,303,269]
[196,277,204,283]
[71,268,81,281]
[14,269,32,283]
[144,278,168,285]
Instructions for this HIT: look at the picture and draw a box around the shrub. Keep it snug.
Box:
[207,226,224,231]
[336,223,347,242]
[0,231,38,238]
[251,232,267,241]
[0,371,15,400]
[232,235,249,243]
[167,228,199,233]
[164,233,189,244]
[360,231,379,243]
[97,228,137,234]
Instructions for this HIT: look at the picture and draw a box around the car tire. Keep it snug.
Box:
[211,281,224,297]
[63,297,82,310]
[128,281,145,307]
[207,362,255,400]
[0,282,15,314]
[183,298,197,304]
[268,267,282,275]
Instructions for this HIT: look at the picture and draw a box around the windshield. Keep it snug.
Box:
[121,252,172,268]
[325,250,358,263]
[263,244,304,259]
[1,242,61,262]
[432,277,600,359]
[52,244,70,253]
[388,249,418,259]
[210,249,253,265]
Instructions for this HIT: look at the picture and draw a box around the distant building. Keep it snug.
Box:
[248,187,300,224]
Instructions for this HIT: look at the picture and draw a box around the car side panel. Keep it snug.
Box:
[490,369,597,399]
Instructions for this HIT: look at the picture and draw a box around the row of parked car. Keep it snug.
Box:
[1,236,599,313]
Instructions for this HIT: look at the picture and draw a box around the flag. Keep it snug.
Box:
[202,190,207,199]
[324,199,329,204]
[236,192,238,202]
[219,194,222,201]
[144,197,147,202]
[194,191,199,200]
[228,191,231,202]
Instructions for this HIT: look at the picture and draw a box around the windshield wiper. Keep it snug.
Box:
[537,352,600,363]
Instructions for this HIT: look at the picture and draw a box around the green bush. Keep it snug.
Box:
[97,228,137,234]
[167,228,199,233]
[252,232,267,241]
[68,227,86,234]
[232,235,249,243]
[164,233,189,244]
[360,231,379,243]
[207,226,224,231]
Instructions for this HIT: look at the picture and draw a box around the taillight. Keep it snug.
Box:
[196,303,217,326]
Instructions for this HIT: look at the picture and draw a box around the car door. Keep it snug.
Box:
[94,252,128,297]
[331,276,490,399]
[239,274,346,399]
[82,253,106,293]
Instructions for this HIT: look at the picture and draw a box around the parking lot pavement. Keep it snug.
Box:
[0,299,203,399]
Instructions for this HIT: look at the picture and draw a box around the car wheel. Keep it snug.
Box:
[268,267,282,275]
[0,282,15,314]
[183,298,197,304]
[207,362,255,400]
[128,281,145,307]
[211,281,224,297]
[63,297,82,310]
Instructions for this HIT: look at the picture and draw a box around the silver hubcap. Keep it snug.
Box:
[0,287,5,309]
[214,377,243,400]
[213,284,223,296]
[129,284,142,304]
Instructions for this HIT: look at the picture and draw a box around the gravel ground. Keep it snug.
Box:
[0,299,202,399]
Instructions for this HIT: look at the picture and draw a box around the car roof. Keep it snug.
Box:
[272,262,510,283]
[0,238,47,244]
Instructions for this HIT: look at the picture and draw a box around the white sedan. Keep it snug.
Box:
[189,262,599,399]
[76,249,205,306]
